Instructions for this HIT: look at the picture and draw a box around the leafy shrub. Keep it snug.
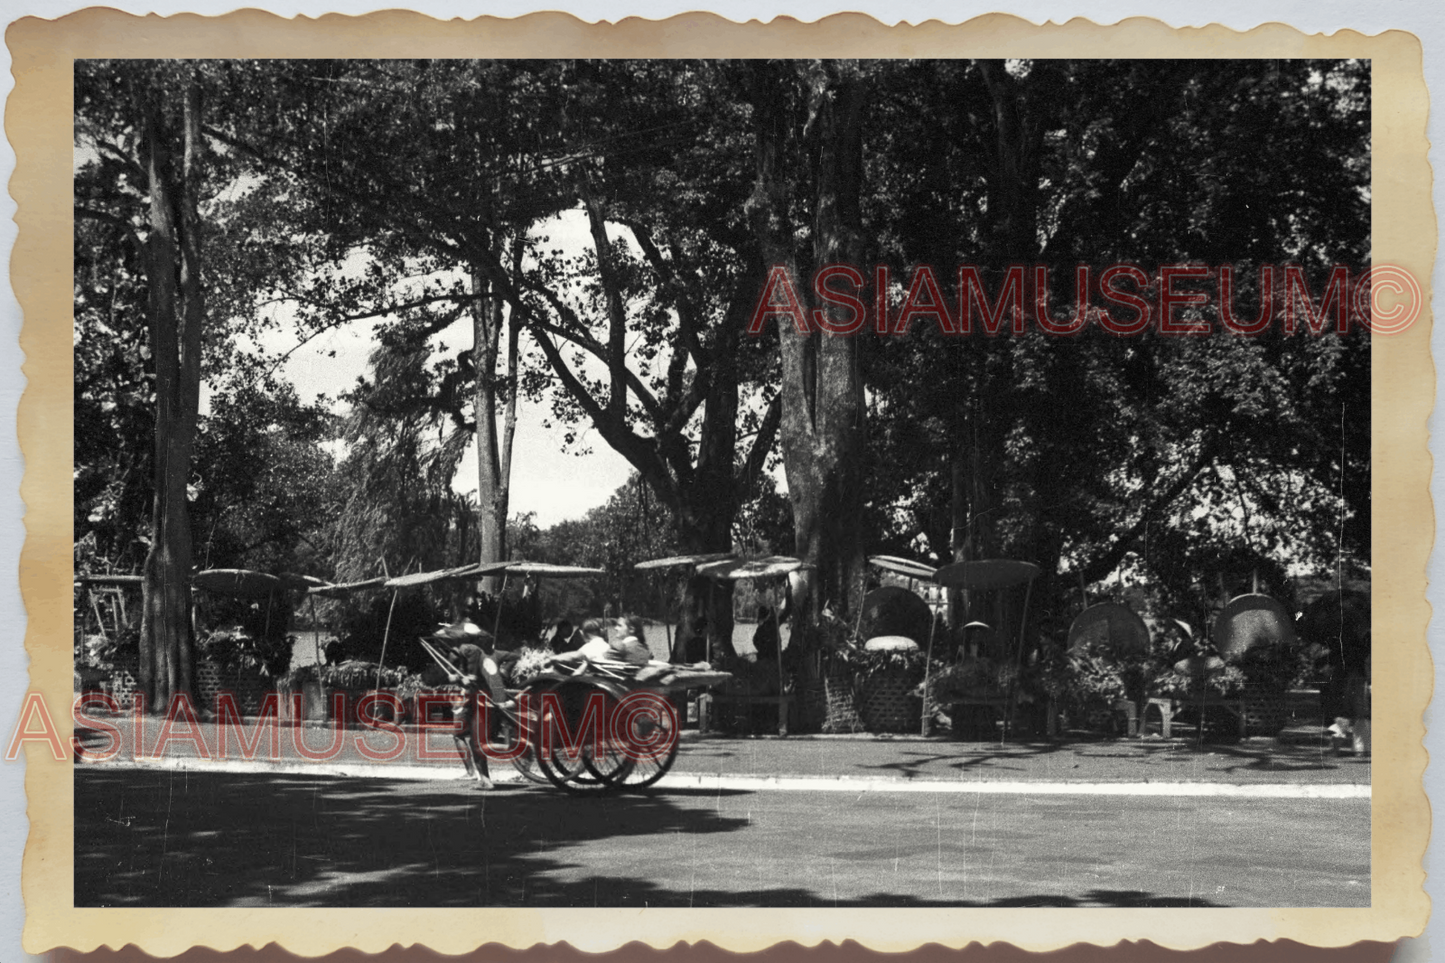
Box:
[197,626,293,680]
[279,661,407,690]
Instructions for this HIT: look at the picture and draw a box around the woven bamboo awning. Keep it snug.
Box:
[634,553,737,571]
[697,556,805,581]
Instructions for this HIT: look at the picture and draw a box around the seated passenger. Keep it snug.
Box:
[548,618,612,667]
[607,615,653,666]
[543,618,581,653]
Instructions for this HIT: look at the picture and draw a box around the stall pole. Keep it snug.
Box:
[87,589,107,648]
[491,572,511,643]
[1004,578,1034,743]
[311,595,321,668]
[921,614,938,736]
[773,577,786,736]
[376,589,398,693]
[706,580,714,664]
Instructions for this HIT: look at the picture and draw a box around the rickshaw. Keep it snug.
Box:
[1064,600,1152,737]
[517,656,729,792]
[1142,591,1296,744]
[858,555,938,735]
[925,559,1040,740]
[419,559,732,793]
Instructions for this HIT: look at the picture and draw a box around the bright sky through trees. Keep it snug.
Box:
[255,208,636,527]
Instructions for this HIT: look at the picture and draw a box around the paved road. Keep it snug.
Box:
[74,766,1368,908]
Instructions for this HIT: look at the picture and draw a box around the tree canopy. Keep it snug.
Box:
[75,57,1371,690]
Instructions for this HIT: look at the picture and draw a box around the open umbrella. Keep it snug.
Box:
[376,560,518,689]
[933,559,1040,591]
[307,577,386,599]
[383,560,514,590]
[858,585,933,647]
[634,553,737,572]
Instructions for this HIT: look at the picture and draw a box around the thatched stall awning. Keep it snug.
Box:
[383,560,514,590]
[192,569,284,599]
[696,556,805,581]
[307,577,386,598]
[634,553,737,572]
[867,555,937,580]
[504,562,606,579]
[932,559,1040,591]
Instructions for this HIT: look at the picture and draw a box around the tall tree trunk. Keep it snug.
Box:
[749,61,869,667]
[958,60,1042,564]
[471,250,514,594]
[669,512,736,665]
[680,331,743,662]
[138,70,203,710]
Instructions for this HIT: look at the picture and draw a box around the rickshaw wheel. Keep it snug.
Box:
[495,711,549,785]
[532,682,621,793]
[592,690,679,791]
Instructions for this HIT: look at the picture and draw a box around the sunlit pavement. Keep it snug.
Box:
[73,717,1370,908]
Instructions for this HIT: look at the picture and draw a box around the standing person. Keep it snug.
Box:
[434,622,514,789]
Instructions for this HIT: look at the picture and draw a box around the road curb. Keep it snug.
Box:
[76,757,1370,798]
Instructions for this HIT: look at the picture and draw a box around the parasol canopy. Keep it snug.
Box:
[192,569,283,599]
[697,556,806,581]
[1211,594,1295,661]
[1067,602,1152,656]
[859,585,932,645]
[868,555,937,580]
[383,560,514,589]
[634,553,737,571]
[932,559,1040,591]
[504,561,606,579]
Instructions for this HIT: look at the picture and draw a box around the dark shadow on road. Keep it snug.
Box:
[853,741,1070,778]
[1067,740,1363,776]
[75,769,754,908]
[75,768,1336,909]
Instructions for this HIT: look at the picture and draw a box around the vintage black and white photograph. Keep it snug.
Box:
[71,56,1377,911]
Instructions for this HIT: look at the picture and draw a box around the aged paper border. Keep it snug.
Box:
[9,10,1433,956]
